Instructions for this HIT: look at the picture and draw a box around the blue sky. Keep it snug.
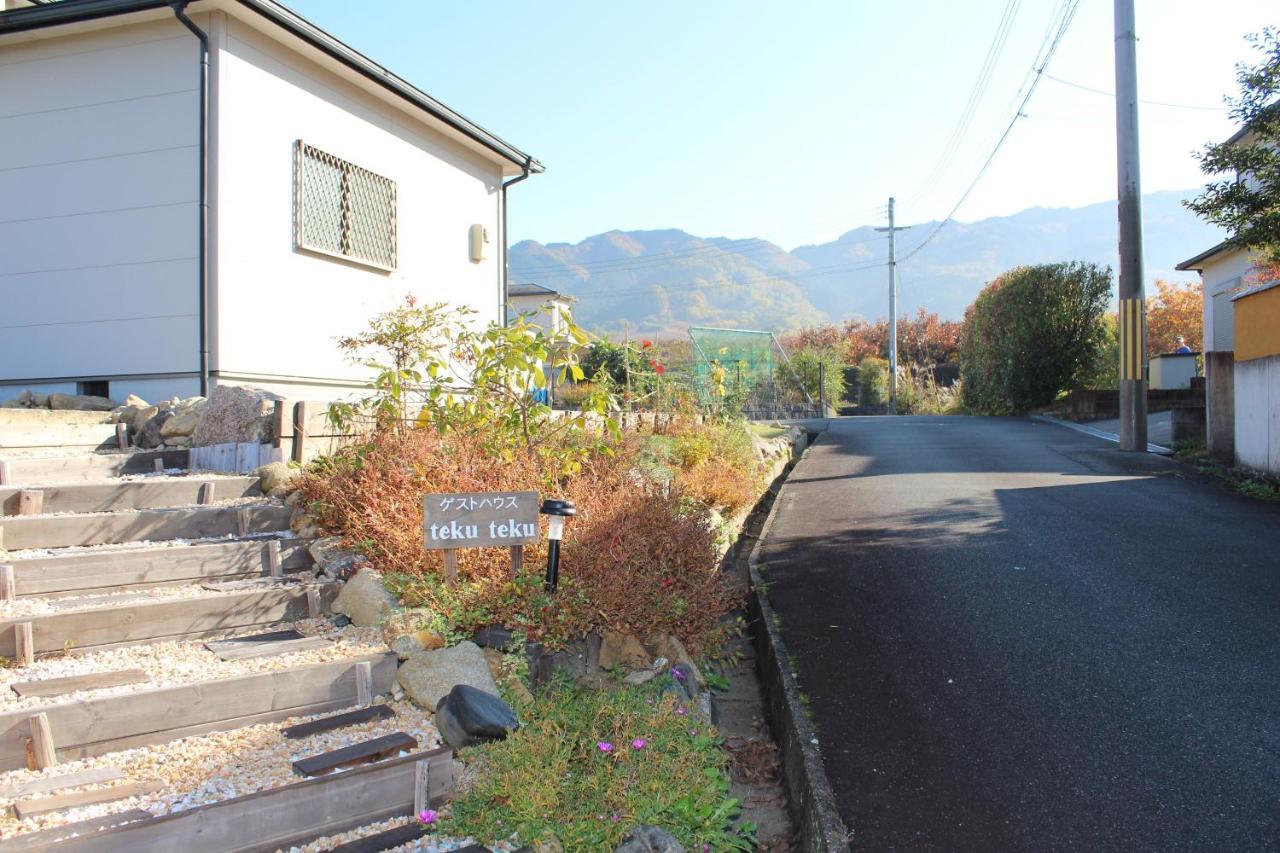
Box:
[289,0,1274,249]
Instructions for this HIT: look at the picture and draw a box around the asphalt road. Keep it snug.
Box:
[760,416,1280,852]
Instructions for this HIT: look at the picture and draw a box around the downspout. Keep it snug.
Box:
[500,157,533,327]
[171,1,210,396]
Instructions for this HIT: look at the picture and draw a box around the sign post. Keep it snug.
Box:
[422,490,541,584]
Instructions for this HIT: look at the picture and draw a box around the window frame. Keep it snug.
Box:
[293,140,398,272]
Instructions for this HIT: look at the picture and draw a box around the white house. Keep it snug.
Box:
[0,0,542,404]
[506,282,574,336]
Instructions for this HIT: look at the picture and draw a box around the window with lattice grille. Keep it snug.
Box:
[295,142,397,271]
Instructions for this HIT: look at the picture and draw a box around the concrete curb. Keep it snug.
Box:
[746,431,851,852]
[1031,414,1172,454]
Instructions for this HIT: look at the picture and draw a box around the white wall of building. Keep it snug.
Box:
[1233,354,1280,474]
[210,13,504,393]
[0,18,202,399]
[1198,249,1251,352]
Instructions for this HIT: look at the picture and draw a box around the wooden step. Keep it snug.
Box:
[0,652,398,770]
[7,538,313,598]
[0,502,292,550]
[0,476,260,516]
[0,421,117,452]
[3,748,454,853]
[10,668,150,698]
[0,449,187,485]
[0,582,337,656]
[328,823,427,853]
[0,808,152,851]
[205,632,331,661]
[292,732,417,777]
[281,704,395,740]
[14,780,163,818]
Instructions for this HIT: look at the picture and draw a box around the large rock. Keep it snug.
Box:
[131,405,160,435]
[48,393,118,411]
[137,410,173,449]
[648,634,703,690]
[308,536,360,581]
[382,608,445,660]
[255,460,300,495]
[434,684,519,750]
[160,408,200,437]
[600,630,651,671]
[330,567,400,626]
[615,825,685,853]
[192,385,282,446]
[397,641,499,710]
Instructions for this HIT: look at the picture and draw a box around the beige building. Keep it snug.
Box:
[0,0,541,404]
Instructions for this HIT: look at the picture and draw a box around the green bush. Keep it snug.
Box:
[787,346,847,407]
[959,262,1113,415]
[858,357,889,409]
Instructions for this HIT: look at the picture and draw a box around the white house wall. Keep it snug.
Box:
[1233,354,1280,474]
[1198,249,1251,352]
[0,18,202,399]
[212,14,504,394]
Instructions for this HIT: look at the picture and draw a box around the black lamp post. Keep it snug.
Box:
[539,498,576,593]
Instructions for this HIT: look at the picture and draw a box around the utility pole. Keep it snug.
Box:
[876,198,910,414]
[1114,0,1147,451]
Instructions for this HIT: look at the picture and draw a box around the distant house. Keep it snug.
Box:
[1176,125,1277,468]
[0,0,542,405]
[507,283,575,335]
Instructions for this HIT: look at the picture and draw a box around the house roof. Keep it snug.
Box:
[508,282,568,300]
[0,0,543,175]
[1175,240,1238,272]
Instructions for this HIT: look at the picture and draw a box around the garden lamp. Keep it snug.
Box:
[539,498,576,593]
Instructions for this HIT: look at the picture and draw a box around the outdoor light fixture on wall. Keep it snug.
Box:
[469,224,489,262]
[539,498,576,593]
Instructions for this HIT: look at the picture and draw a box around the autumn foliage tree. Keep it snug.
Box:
[1145,279,1203,355]
[784,308,962,369]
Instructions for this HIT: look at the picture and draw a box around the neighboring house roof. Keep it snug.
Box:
[1175,240,1238,272]
[508,283,567,299]
[1230,279,1280,302]
[0,0,543,175]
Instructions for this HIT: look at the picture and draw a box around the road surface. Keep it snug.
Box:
[760,416,1279,851]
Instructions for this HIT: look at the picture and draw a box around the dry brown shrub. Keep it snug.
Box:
[298,427,740,653]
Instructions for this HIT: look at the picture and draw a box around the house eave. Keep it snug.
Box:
[0,0,544,176]
[1175,240,1239,272]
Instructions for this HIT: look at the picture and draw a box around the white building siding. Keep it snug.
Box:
[0,19,201,389]
[211,15,503,390]
[1197,249,1251,352]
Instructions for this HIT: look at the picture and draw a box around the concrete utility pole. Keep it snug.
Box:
[876,198,910,415]
[1114,0,1147,451]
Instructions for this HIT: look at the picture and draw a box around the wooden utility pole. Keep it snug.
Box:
[1114,0,1147,451]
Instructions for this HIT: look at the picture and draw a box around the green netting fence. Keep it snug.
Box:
[687,326,818,418]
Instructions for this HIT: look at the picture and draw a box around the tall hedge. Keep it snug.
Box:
[959,262,1113,414]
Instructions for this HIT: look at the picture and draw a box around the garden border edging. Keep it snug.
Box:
[745,429,850,852]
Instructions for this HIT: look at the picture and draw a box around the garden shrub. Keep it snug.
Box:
[445,677,754,851]
[298,425,740,654]
[858,357,889,409]
[787,345,847,407]
[959,262,1113,415]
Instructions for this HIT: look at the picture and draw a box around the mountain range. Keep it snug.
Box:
[508,189,1224,337]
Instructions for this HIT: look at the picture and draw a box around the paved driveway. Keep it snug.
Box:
[760,416,1280,851]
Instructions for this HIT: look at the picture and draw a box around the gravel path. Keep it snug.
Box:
[0,700,442,839]
[287,816,515,853]
[0,621,385,712]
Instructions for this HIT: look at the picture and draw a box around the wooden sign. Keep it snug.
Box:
[422,490,539,584]
[422,491,540,549]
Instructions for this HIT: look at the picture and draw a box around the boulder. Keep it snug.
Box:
[600,630,650,671]
[397,641,499,710]
[164,434,191,447]
[471,624,515,650]
[123,394,149,409]
[254,461,299,495]
[137,410,173,449]
[614,825,685,853]
[28,391,48,408]
[382,609,446,660]
[623,669,656,686]
[131,405,160,435]
[648,634,703,690]
[48,393,118,411]
[1,399,24,409]
[290,508,318,539]
[434,684,519,750]
[192,385,282,446]
[160,408,200,437]
[482,647,534,704]
[308,536,360,581]
[330,567,400,627]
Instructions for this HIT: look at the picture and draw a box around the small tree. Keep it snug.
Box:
[787,346,846,407]
[959,262,1112,414]
[1146,279,1203,355]
[1186,28,1280,263]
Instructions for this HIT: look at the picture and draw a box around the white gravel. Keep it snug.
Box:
[0,622,387,712]
[0,700,444,840]
[283,816,514,853]
[9,529,297,561]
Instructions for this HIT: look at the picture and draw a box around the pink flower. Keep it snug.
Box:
[612,812,621,822]
[631,738,647,750]
[671,668,686,681]
[418,809,437,825]
[642,339,653,349]
[676,707,688,716]
[597,741,613,753]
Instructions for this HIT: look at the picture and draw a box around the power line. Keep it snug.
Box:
[1042,72,1225,111]
[906,0,1023,209]
[899,0,1082,265]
